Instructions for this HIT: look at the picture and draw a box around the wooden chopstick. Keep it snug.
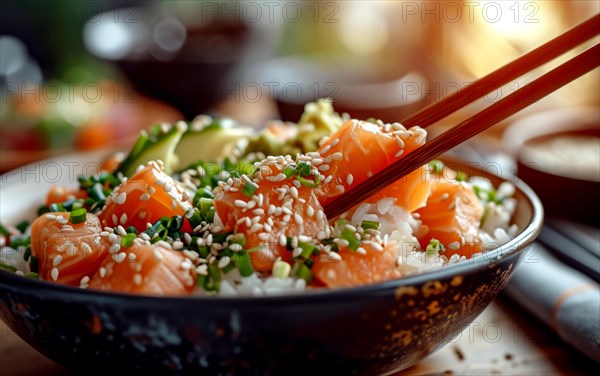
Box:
[323,42,600,218]
[401,13,600,128]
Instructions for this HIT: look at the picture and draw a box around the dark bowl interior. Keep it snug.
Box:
[262,56,434,123]
[84,6,280,118]
[0,155,543,375]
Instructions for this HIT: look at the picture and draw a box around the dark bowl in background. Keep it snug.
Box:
[84,5,282,119]
[0,154,542,375]
[503,106,599,225]
[262,56,434,123]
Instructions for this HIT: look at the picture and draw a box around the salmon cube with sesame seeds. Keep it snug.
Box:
[98,162,193,233]
[30,212,110,286]
[88,243,196,295]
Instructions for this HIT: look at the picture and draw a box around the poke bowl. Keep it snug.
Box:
[0,103,543,375]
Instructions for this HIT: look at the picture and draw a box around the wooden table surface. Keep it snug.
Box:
[1,295,597,375]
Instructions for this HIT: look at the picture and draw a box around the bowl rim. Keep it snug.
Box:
[0,150,543,305]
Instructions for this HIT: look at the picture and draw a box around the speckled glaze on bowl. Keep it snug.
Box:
[0,154,542,375]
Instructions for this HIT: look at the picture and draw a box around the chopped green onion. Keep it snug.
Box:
[69,208,87,224]
[295,162,311,177]
[455,170,468,182]
[30,256,39,273]
[0,223,10,237]
[292,261,313,284]
[228,233,247,247]
[23,247,31,262]
[16,221,29,234]
[427,160,445,174]
[272,260,291,278]
[89,183,106,201]
[0,261,17,273]
[361,220,380,231]
[185,208,204,229]
[233,251,254,277]
[49,202,66,212]
[298,241,315,260]
[204,262,221,292]
[121,233,137,248]
[365,117,377,124]
[198,198,215,222]
[241,181,258,197]
[282,166,296,178]
[340,228,361,251]
[126,226,138,234]
[425,238,445,255]
[297,175,320,188]
[9,236,31,248]
[24,272,39,279]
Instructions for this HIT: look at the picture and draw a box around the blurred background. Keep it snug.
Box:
[1,0,598,176]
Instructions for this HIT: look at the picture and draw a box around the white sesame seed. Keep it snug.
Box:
[346,174,354,186]
[45,214,57,220]
[128,252,137,261]
[108,233,118,243]
[120,214,128,225]
[61,225,74,232]
[117,225,127,236]
[307,206,315,217]
[140,193,151,201]
[81,242,93,255]
[53,255,63,266]
[229,243,243,252]
[112,214,118,226]
[356,247,367,255]
[196,264,208,275]
[279,234,287,247]
[448,241,460,250]
[218,256,231,269]
[292,247,303,258]
[258,232,270,241]
[172,240,184,250]
[318,164,330,171]
[116,192,127,205]
[163,182,173,193]
[134,274,142,285]
[51,268,59,281]
[294,213,304,225]
[448,201,456,210]
[80,276,90,285]
[234,200,247,208]
[99,267,106,278]
[153,249,164,261]
[109,244,121,254]
[290,187,299,199]
[394,149,405,158]
[316,210,325,221]
[113,252,126,263]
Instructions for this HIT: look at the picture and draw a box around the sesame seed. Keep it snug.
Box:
[120,214,128,225]
[116,192,127,205]
[117,225,127,236]
[234,200,247,208]
[229,243,243,252]
[112,214,118,226]
[249,223,263,233]
[51,268,59,281]
[163,182,173,192]
[218,256,231,269]
[184,233,192,245]
[290,187,299,199]
[134,274,142,285]
[336,185,345,194]
[99,267,106,278]
[294,213,304,225]
[279,234,287,246]
[394,149,405,158]
[140,193,151,201]
[267,205,276,215]
[53,255,63,266]
[45,214,57,220]
[80,276,90,285]
[324,175,333,184]
[57,216,68,225]
[113,252,126,263]
[109,244,121,254]
[61,225,74,232]
[371,242,384,251]
[108,233,118,243]
[316,210,324,221]
[128,253,136,261]
[282,214,291,223]
[292,248,303,258]
[346,174,354,186]
[258,232,270,241]
[172,240,184,250]
[81,242,93,255]
[448,202,456,210]
[196,264,208,275]
[318,164,330,171]
[448,241,460,250]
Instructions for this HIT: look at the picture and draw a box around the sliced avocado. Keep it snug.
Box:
[115,121,187,177]
[173,117,255,170]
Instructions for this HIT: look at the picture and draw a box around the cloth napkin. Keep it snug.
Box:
[505,243,600,363]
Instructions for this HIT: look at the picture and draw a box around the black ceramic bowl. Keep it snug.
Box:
[83,5,281,118]
[0,153,542,375]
